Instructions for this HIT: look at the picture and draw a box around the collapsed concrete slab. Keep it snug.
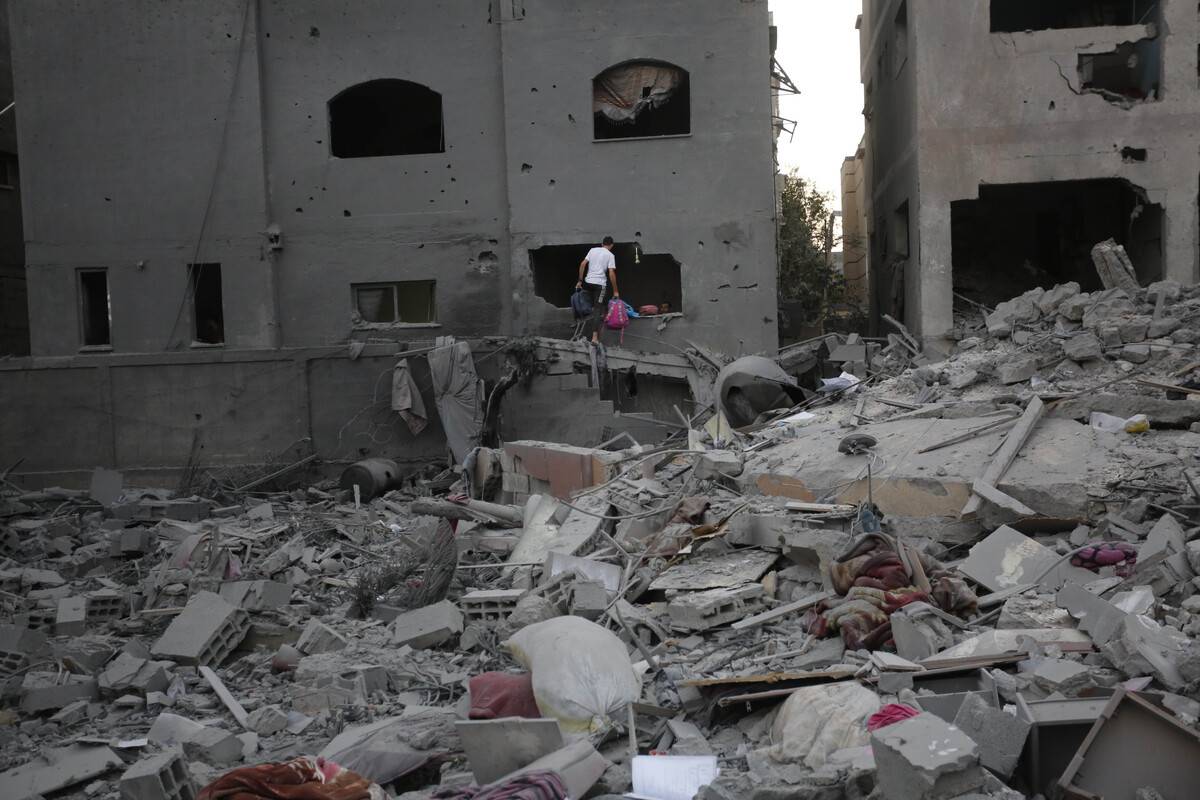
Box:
[150,591,249,667]
[390,600,464,649]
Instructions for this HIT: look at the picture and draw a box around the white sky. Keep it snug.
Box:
[770,0,865,208]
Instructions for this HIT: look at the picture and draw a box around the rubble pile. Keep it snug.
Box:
[7,271,1200,799]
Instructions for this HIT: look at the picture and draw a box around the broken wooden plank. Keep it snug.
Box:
[199,665,250,730]
[961,396,1044,518]
[730,591,832,631]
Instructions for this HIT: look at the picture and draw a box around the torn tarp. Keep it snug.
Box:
[428,337,483,466]
[391,358,428,436]
[593,62,685,124]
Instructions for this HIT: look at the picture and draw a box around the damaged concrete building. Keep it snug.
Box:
[0,0,780,484]
[850,0,1198,344]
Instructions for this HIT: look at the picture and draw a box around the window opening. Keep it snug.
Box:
[188,263,224,344]
[990,0,1159,32]
[79,269,111,347]
[1079,39,1161,105]
[530,244,683,315]
[329,79,445,158]
[593,60,690,139]
[951,178,1163,309]
[352,281,437,324]
[892,201,911,258]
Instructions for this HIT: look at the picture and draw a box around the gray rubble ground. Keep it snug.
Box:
[5,278,1200,799]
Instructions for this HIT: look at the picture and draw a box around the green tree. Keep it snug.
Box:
[777,171,848,328]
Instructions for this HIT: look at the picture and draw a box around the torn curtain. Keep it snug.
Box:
[391,358,428,436]
[593,62,685,124]
[427,337,483,466]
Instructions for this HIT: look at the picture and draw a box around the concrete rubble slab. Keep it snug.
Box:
[390,600,464,649]
[455,717,565,785]
[957,526,1097,593]
[2,744,124,800]
[952,693,1030,779]
[870,713,985,800]
[649,549,778,592]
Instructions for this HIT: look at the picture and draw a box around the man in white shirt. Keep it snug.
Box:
[576,236,620,343]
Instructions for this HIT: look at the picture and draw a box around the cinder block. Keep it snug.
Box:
[391,600,464,649]
[120,748,196,800]
[666,584,765,631]
[295,619,348,655]
[871,713,985,800]
[459,589,526,623]
[567,581,609,621]
[86,588,126,623]
[56,596,88,637]
[150,591,248,667]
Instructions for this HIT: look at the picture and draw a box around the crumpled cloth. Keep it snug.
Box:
[198,757,385,800]
[805,534,977,650]
[469,672,542,720]
[433,770,568,800]
[1073,542,1138,576]
[867,703,920,732]
[391,358,428,436]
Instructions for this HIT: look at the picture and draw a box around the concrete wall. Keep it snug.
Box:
[840,138,870,307]
[860,0,1200,342]
[0,0,778,481]
[0,0,26,356]
[9,0,777,358]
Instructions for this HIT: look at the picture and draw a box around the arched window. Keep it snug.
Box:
[329,79,444,158]
[593,60,690,140]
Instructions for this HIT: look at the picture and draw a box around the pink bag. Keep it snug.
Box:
[604,299,629,343]
[638,304,659,316]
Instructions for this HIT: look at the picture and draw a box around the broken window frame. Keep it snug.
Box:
[592,59,691,142]
[328,79,446,159]
[989,0,1160,34]
[351,280,438,326]
[187,262,225,347]
[77,268,112,349]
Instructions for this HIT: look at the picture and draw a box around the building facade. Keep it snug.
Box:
[0,0,778,485]
[856,0,1198,342]
[11,0,778,358]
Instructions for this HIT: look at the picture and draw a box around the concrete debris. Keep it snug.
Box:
[7,280,1200,798]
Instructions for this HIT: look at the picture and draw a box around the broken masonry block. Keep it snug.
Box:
[1090,239,1140,296]
[1062,333,1103,362]
[870,713,985,800]
[2,744,124,800]
[120,748,196,800]
[150,591,249,667]
[246,704,289,736]
[85,588,126,623]
[295,619,348,655]
[55,596,88,637]
[181,724,244,766]
[997,355,1038,385]
[98,652,169,697]
[666,584,765,632]
[459,589,527,624]
[952,693,1030,780]
[218,580,291,611]
[567,580,609,621]
[20,672,98,714]
[390,600,464,649]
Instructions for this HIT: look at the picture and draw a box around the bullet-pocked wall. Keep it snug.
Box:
[501,0,779,355]
[860,0,1200,344]
[9,0,777,357]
